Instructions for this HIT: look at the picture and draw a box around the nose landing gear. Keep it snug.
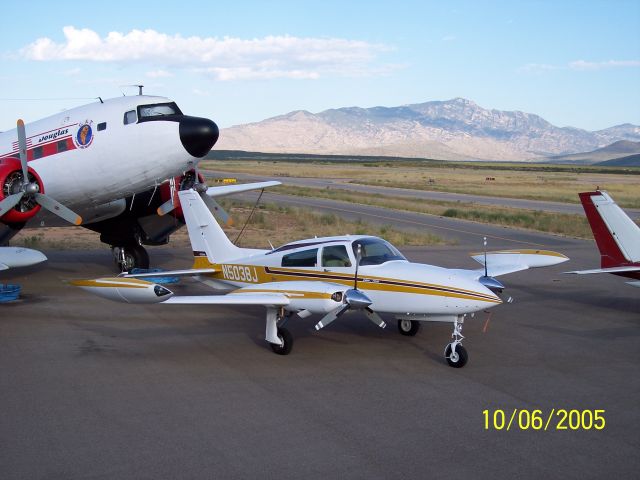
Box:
[444,315,468,368]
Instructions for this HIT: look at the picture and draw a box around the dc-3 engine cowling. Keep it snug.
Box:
[70,278,173,304]
[159,170,205,221]
[0,157,45,223]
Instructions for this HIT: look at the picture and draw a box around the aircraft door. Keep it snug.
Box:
[320,245,354,274]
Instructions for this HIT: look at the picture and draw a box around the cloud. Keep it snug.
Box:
[569,59,640,70]
[20,26,392,80]
[441,35,456,42]
[520,59,640,73]
[146,69,173,78]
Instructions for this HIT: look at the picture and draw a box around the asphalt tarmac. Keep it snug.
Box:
[1,211,639,479]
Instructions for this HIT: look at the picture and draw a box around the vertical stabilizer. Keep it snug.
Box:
[178,189,244,263]
[579,191,640,267]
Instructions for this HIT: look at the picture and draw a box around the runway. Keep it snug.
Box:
[205,169,640,220]
[1,206,638,479]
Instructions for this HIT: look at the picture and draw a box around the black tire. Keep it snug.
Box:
[445,343,468,368]
[115,245,150,272]
[397,319,421,336]
[270,327,293,355]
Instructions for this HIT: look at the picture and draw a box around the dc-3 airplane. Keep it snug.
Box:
[73,189,569,367]
[565,190,640,287]
[0,90,276,271]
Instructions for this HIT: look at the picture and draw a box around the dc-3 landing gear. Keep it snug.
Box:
[444,315,468,368]
[265,308,293,355]
[112,245,149,272]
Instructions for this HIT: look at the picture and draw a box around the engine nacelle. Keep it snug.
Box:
[0,157,45,223]
[70,277,174,304]
[159,169,205,221]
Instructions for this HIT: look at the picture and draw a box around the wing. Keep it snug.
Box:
[564,265,640,275]
[205,181,281,198]
[120,268,217,278]
[468,249,569,278]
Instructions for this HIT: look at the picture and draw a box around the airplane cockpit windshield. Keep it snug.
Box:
[137,102,183,121]
[352,238,407,266]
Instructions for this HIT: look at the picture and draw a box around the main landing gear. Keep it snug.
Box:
[397,319,421,336]
[444,316,468,368]
[112,245,149,272]
[266,308,293,355]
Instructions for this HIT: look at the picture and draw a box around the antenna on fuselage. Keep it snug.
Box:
[136,85,144,95]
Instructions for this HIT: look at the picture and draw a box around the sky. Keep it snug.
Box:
[1,0,639,131]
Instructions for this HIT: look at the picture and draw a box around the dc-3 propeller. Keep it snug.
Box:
[0,120,82,225]
[156,164,232,225]
[314,244,387,331]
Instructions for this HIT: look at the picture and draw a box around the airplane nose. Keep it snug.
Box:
[179,116,219,158]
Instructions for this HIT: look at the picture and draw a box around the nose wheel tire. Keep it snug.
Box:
[445,343,468,368]
[397,319,420,336]
[270,327,293,355]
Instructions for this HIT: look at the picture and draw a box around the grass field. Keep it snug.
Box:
[201,159,640,208]
[11,200,448,251]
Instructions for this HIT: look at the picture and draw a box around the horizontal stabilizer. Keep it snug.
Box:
[121,268,216,278]
[564,265,640,275]
[470,249,569,277]
[205,181,281,198]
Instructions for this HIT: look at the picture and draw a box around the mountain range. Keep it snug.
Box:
[216,98,640,162]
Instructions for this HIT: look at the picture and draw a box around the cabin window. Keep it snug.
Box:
[56,140,68,153]
[32,146,43,160]
[282,248,318,268]
[97,122,107,131]
[352,238,406,266]
[124,110,137,125]
[322,245,352,267]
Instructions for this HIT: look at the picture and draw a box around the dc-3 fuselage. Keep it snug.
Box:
[0,95,218,214]
[73,189,570,368]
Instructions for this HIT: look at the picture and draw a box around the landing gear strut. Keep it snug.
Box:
[444,315,468,368]
[112,245,149,272]
[265,308,293,355]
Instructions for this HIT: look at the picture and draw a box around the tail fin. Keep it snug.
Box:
[579,191,640,267]
[178,189,244,264]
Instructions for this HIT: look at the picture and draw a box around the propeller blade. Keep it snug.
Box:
[314,304,349,331]
[201,194,233,226]
[34,193,82,225]
[364,308,386,329]
[17,119,29,181]
[0,192,24,217]
[156,198,176,216]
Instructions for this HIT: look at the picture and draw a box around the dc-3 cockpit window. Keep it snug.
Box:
[123,110,137,125]
[322,245,352,267]
[352,238,406,266]
[281,248,318,267]
[137,102,183,120]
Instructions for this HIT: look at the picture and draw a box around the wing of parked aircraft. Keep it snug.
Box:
[0,246,47,270]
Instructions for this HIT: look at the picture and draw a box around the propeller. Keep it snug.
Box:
[314,243,386,331]
[157,166,233,226]
[0,120,82,225]
[478,236,505,293]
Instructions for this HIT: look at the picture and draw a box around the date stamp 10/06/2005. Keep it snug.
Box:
[483,409,606,431]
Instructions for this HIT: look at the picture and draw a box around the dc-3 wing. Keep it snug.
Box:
[465,249,570,278]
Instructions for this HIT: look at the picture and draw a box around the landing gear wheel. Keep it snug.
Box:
[445,343,468,368]
[270,327,293,355]
[397,319,420,336]
[113,245,149,272]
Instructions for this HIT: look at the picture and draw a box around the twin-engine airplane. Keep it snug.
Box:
[0,92,269,271]
[73,189,569,368]
[565,190,640,287]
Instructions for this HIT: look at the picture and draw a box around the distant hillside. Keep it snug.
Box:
[595,153,640,167]
[547,140,640,164]
[216,98,640,162]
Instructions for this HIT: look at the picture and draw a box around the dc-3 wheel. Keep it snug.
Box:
[270,327,293,355]
[115,245,150,272]
[445,343,468,368]
[397,319,421,336]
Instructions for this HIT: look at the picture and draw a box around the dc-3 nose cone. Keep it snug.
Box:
[179,116,219,158]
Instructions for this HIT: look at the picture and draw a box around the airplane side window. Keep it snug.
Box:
[281,248,318,267]
[32,146,43,159]
[123,110,137,125]
[322,245,352,267]
[97,122,107,131]
[56,140,68,153]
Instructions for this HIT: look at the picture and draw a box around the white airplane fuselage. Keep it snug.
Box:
[0,95,217,212]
